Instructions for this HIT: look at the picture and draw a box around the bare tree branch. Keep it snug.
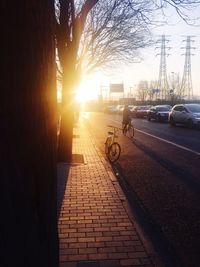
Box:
[55,0,200,83]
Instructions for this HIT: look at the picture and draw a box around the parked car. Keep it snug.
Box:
[116,105,124,114]
[119,105,134,113]
[131,105,151,118]
[147,105,172,122]
[168,103,200,128]
[104,105,118,113]
[128,105,134,111]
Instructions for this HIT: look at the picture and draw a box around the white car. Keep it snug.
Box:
[168,103,200,128]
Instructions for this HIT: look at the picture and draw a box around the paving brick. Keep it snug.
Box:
[108,253,128,260]
[78,237,95,243]
[119,230,136,236]
[59,232,69,237]
[60,243,69,249]
[60,237,77,243]
[60,248,78,255]
[101,223,117,227]
[105,241,123,247]
[69,232,86,238]
[60,228,77,233]
[113,236,131,241]
[78,227,93,232]
[98,247,116,253]
[57,123,159,267]
[109,226,126,231]
[68,254,88,261]
[107,218,124,223]
[94,227,110,232]
[86,223,103,228]
[63,220,77,225]
[95,237,113,242]
[103,231,119,237]
[70,223,86,228]
[69,242,87,249]
[89,253,108,261]
[123,240,142,246]
[77,219,93,224]
[86,232,103,237]
[88,242,105,248]
[120,258,141,266]
[116,246,136,253]
[79,248,98,254]
[93,219,109,224]
[134,245,145,251]
[128,251,147,258]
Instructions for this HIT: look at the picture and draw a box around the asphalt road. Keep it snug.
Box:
[83,111,200,267]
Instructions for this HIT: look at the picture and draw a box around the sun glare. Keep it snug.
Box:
[76,73,100,104]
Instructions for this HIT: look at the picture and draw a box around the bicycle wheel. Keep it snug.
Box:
[108,142,121,163]
[127,125,134,138]
[105,137,111,155]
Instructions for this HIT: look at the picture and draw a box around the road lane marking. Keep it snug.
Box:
[109,118,200,156]
[136,129,200,156]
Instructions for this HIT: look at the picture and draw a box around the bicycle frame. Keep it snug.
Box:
[105,125,121,162]
[107,127,118,144]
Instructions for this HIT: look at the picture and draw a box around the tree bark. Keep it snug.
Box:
[0,1,58,266]
[57,61,80,163]
[57,88,74,163]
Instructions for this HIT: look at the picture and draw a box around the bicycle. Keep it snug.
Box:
[105,125,121,163]
[122,120,134,139]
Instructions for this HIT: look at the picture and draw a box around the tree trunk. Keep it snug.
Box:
[57,97,74,163]
[57,65,79,163]
[0,1,58,267]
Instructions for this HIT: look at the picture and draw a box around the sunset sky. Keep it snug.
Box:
[76,4,200,102]
[103,5,200,98]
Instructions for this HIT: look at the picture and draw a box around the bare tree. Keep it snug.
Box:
[78,1,152,75]
[137,80,149,101]
[168,72,181,101]
[55,0,200,161]
[147,80,159,101]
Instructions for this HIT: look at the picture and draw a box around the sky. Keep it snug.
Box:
[100,5,200,99]
[76,3,200,102]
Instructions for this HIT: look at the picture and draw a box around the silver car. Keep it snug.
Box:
[169,103,200,128]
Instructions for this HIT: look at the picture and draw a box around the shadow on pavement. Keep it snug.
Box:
[57,163,70,218]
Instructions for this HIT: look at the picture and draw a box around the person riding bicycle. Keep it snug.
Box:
[122,105,131,135]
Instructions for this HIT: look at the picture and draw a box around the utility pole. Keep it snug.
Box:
[180,36,195,100]
[156,35,171,100]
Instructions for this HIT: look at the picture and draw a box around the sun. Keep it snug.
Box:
[75,73,101,104]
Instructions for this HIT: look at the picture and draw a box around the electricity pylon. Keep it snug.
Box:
[156,35,171,100]
[180,36,195,100]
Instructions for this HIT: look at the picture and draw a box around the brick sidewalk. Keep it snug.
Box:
[57,119,160,267]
